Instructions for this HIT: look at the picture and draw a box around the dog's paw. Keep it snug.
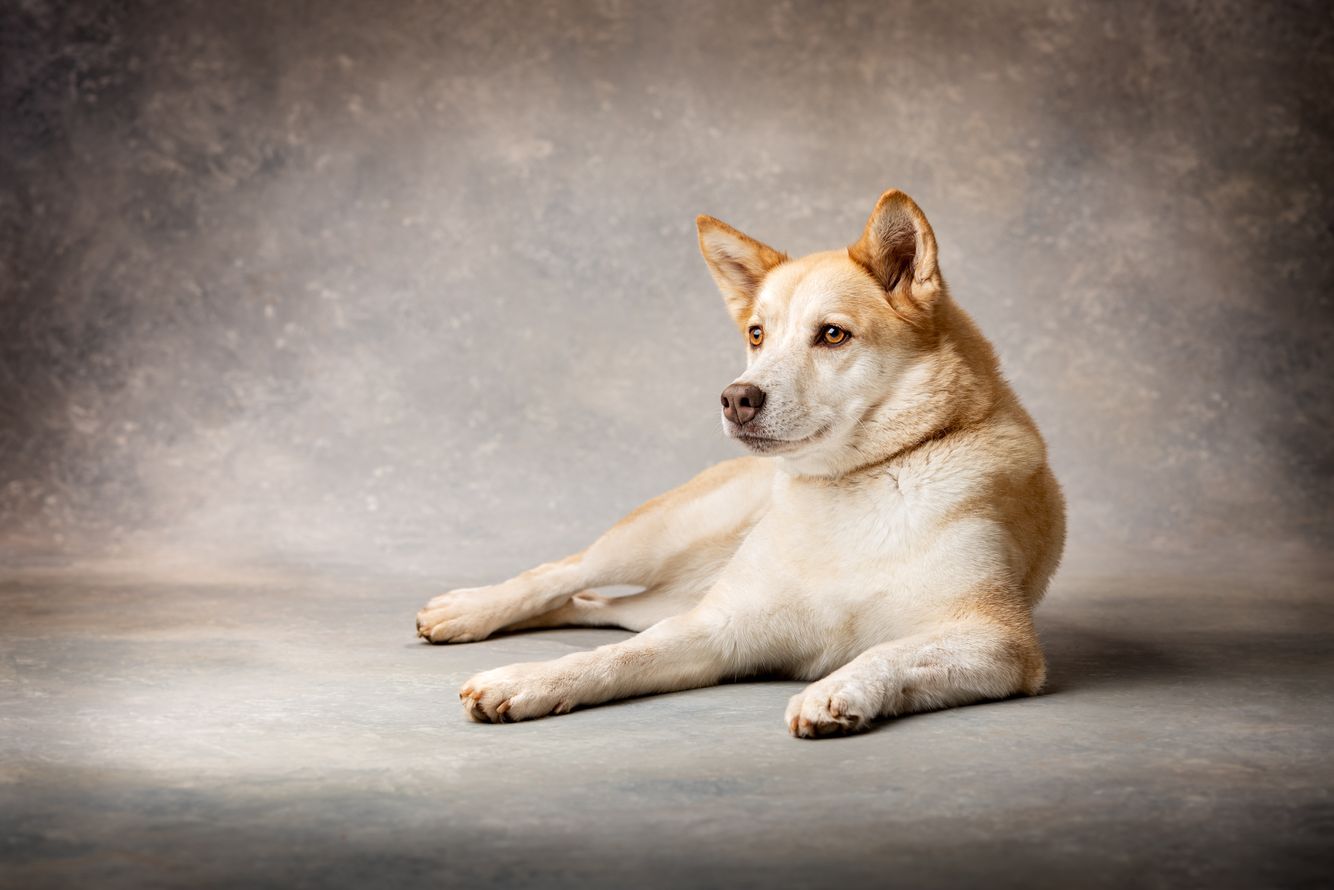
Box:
[415,586,518,644]
[459,663,572,723]
[785,678,877,739]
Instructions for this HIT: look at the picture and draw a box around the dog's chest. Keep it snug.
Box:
[742,467,952,602]
[712,467,961,666]
[774,468,927,555]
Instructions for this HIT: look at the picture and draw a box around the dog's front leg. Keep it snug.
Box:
[784,617,1046,738]
[459,606,742,722]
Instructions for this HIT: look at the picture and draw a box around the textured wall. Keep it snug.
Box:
[2,0,1332,577]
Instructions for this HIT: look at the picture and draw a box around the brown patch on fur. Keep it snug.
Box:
[930,462,1063,605]
[952,587,1048,695]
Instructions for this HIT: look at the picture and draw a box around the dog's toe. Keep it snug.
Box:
[458,665,566,724]
[415,586,537,644]
[785,682,874,739]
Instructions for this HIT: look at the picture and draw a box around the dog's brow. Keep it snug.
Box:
[818,313,857,329]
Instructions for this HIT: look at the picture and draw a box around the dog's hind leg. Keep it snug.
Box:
[416,456,772,643]
[502,577,712,634]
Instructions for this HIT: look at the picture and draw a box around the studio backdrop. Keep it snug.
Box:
[3,0,1331,579]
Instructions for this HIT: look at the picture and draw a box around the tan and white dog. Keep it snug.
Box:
[417,189,1065,738]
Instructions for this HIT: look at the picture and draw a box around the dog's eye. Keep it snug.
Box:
[748,326,764,347]
[821,325,850,346]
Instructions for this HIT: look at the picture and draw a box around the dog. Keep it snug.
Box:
[416,188,1066,738]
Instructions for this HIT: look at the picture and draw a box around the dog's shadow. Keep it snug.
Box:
[1035,616,1185,696]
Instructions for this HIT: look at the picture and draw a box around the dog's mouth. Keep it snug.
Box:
[731,424,831,454]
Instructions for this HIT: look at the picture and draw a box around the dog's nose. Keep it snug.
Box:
[721,382,766,426]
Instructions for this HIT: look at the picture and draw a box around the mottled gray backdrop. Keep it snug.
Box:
[3,0,1332,580]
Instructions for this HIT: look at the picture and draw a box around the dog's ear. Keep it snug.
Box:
[696,215,787,325]
[848,189,940,316]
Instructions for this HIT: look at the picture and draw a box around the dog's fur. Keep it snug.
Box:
[417,189,1065,738]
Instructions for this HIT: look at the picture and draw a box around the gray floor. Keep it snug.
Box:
[3,558,1331,889]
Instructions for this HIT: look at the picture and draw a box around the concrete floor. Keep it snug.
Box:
[2,559,1331,889]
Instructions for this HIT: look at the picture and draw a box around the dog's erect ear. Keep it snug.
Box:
[848,189,940,315]
[696,215,787,325]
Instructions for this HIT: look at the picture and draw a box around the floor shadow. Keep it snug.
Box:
[1036,616,1189,695]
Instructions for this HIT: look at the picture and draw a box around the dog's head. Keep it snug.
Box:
[698,189,951,476]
